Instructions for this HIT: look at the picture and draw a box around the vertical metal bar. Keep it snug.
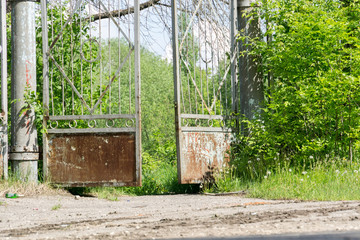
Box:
[217,30,223,115]
[179,0,186,114]
[61,0,65,115]
[205,19,209,109]
[184,2,191,113]
[134,0,141,185]
[41,0,49,180]
[193,23,197,114]
[80,2,84,115]
[108,0,111,114]
[231,0,239,129]
[89,4,93,109]
[50,6,54,116]
[172,0,183,183]
[10,0,39,182]
[210,26,216,114]
[99,1,102,114]
[128,1,131,114]
[118,0,121,114]
[0,0,8,180]
[198,15,203,115]
[71,0,75,115]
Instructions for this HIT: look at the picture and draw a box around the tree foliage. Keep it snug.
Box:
[233,0,360,177]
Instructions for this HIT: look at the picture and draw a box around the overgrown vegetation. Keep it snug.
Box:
[234,0,360,176]
[248,160,360,200]
[210,0,360,199]
[2,0,360,200]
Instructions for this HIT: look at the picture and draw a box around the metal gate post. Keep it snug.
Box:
[231,0,239,130]
[238,0,263,131]
[0,0,8,180]
[41,0,49,180]
[9,0,39,182]
[171,0,183,183]
[134,0,142,185]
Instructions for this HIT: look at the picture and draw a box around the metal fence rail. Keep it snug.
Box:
[0,0,8,180]
[41,0,141,186]
[172,0,237,183]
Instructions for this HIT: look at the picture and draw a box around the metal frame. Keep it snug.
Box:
[41,0,141,186]
[172,0,237,184]
[0,0,8,180]
[171,0,183,184]
[231,0,239,118]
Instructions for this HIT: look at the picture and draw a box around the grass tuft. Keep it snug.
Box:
[0,176,68,197]
[51,204,62,211]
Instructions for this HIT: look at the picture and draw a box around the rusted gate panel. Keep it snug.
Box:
[0,0,8,180]
[41,0,141,186]
[172,0,237,184]
[180,132,231,183]
[47,133,137,187]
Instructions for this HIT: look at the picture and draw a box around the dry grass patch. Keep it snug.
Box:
[0,180,69,197]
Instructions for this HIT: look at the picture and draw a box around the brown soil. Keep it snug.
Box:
[0,194,360,239]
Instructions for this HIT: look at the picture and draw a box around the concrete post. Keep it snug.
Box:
[9,0,39,182]
[237,0,264,132]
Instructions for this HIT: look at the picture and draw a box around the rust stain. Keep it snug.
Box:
[243,202,268,206]
[25,60,32,86]
[180,132,231,184]
[47,133,138,187]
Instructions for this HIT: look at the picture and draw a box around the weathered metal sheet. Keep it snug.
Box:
[47,133,138,187]
[179,131,231,184]
[172,0,236,183]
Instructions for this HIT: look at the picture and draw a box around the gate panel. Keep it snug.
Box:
[41,0,141,186]
[0,0,8,180]
[47,133,136,187]
[181,132,230,183]
[172,0,237,183]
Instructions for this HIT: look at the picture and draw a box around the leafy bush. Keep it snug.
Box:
[233,0,360,178]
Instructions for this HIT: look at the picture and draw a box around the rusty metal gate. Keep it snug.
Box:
[172,0,238,183]
[41,0,141,187]
[0,0,8,180]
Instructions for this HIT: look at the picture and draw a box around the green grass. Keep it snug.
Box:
[51,204,61,211]
[246,162,360,201]
[206,160,360,201]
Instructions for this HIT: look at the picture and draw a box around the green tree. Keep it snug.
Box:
[233,0,360,177]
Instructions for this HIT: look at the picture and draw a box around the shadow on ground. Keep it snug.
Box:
[176,231,360,240]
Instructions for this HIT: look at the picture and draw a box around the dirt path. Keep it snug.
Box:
[1,194,360,239]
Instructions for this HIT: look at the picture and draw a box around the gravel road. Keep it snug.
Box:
[1,194,360,239]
